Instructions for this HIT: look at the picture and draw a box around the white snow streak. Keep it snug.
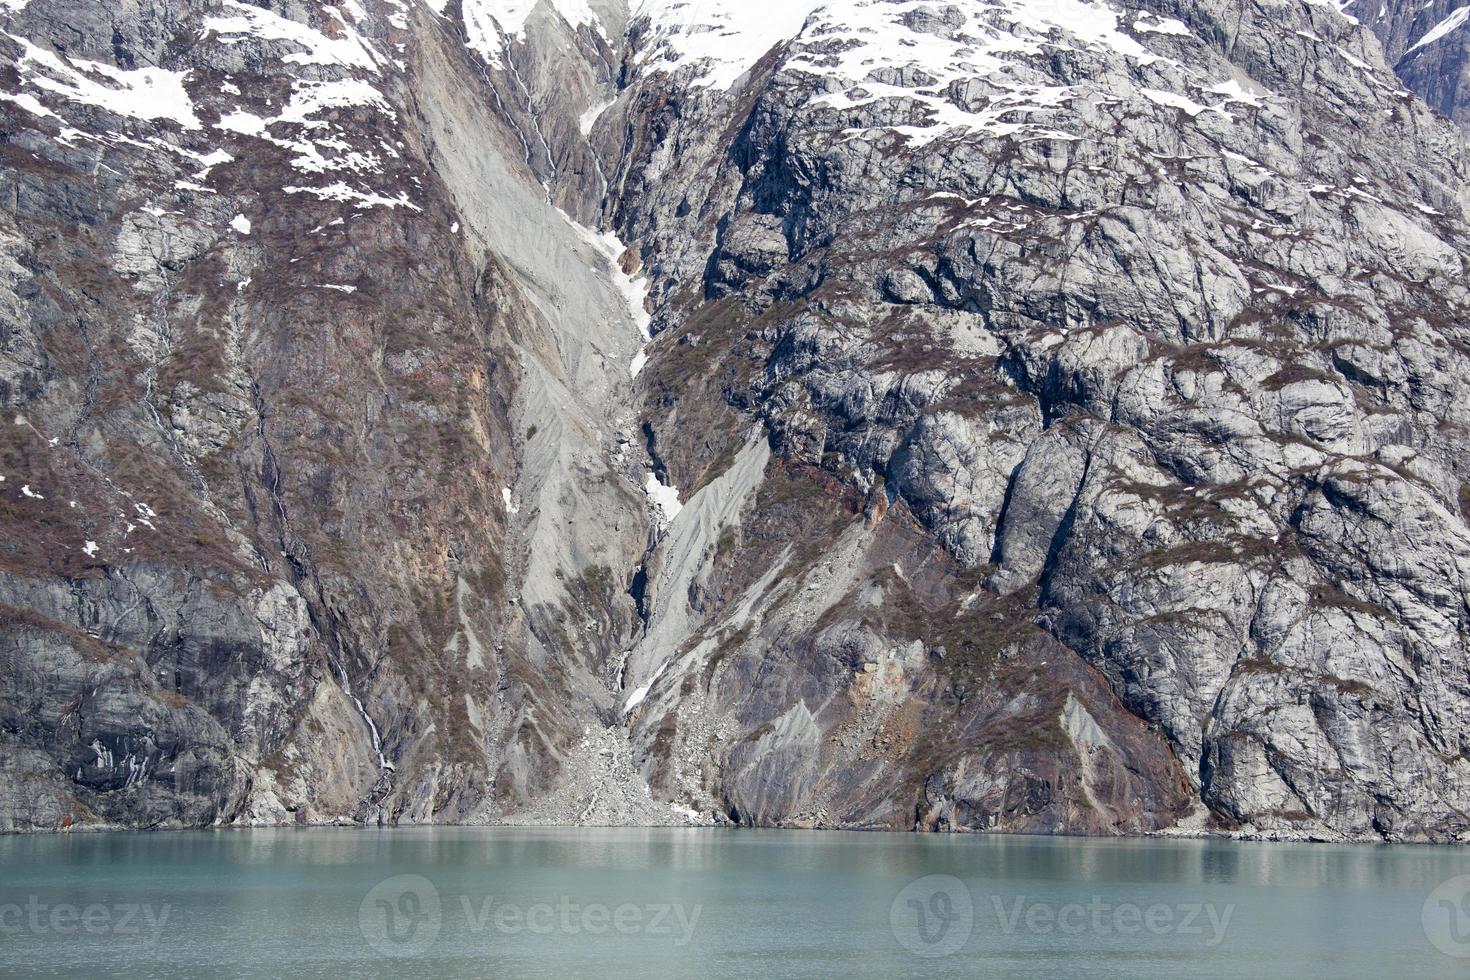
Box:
[623,657,670,713]
[579,95,616,135]
[1409,6,1470,53]
[5,34,200,129]
[284,182,421,210]
[203,0,386,72]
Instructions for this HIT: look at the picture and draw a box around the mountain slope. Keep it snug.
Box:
[1,0,1469,841]
[1348,0,1470,126]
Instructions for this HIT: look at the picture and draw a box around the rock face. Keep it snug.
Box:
[1349,0,1470,126]
[1,0,1469,841]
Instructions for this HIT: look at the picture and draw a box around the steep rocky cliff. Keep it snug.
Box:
[2,0,1469,842]
[1348,0,1470,126]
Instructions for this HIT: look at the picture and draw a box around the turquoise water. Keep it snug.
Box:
[0,827,1468,977]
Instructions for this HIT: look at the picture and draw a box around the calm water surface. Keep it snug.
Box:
[0,827,1467,978]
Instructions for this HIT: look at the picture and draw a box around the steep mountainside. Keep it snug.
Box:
[2,0,1469,841]
[1348,0,1470,125]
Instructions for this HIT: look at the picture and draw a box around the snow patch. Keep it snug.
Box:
[276,78,393,125]
[632,0,819,89]
[284,182,420,210]
[562,223,642,317]
[216,109,268,136]
[1408,5,1470,53]
[645,472,683,522]
[669,801,704,823]
[215,79,395,188]
[1134,14,1191,35]
[623,0,1260,149]
[463,0,603,67]
[623,657,670,713]
[201,3,403,202]
[1207,78,1266,109]
[579,95,616,135]
[7,34,200,129]
[203,0,386,72]
[561,215,655,376]
[1142,87,1215,117]
[634,0,1159,108]
[230,214,252,235]
[0,90,57,118]
[790,0,1158,144]
[192,148,234,180]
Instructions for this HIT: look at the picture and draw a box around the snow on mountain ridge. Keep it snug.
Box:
[630,0,826,89]
[620,0,1276,148]
[203,0,388,72]
[461,0,604,66]
[791,0,1163,145]
[628,0,1163,94]
[2,31,200,129]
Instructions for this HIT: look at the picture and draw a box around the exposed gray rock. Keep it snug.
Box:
[1348,0,1470,126]
[1,0,1469,844]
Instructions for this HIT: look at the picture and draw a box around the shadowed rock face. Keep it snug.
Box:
[1,0,1468,841]
[1348,0,1470,126]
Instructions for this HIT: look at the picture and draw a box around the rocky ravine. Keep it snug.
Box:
[1,0,1469,842]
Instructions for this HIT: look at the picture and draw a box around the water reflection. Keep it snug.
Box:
[0,827,1466,978]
